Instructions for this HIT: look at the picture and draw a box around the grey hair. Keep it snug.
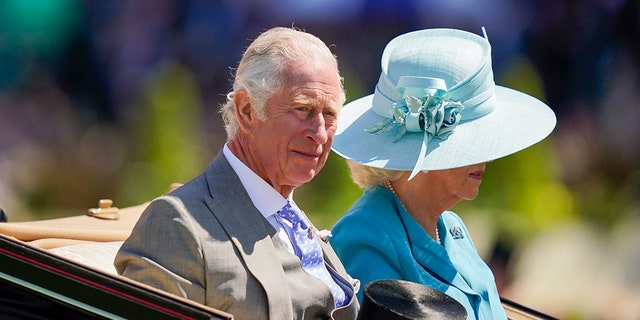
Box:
[347,160,404,189]
[220,27,345,140]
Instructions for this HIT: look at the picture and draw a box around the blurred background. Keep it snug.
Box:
[0,0,639,318]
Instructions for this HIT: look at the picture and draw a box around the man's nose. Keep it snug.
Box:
[305,112,328,144]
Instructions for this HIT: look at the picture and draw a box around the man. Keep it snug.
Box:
[115,27,360,320]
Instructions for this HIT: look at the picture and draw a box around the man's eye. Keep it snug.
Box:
[323,110,337,118]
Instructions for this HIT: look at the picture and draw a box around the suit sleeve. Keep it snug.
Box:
[114,196,207,304]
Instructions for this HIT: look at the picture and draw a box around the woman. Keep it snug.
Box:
[329,28,556,319]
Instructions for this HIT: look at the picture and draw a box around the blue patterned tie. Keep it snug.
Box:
[276,201,347,307]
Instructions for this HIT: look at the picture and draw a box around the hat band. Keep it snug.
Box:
[448,53,497,121]
[368,76,467,179]
[373,69,496,123]
[369,70,496,179]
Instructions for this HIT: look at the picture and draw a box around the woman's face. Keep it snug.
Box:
[423,162,487,201]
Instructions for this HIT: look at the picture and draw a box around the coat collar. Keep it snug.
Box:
[386,188,479,298]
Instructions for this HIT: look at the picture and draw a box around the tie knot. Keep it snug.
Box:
[277,201,308,230]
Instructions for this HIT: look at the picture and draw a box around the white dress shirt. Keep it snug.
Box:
[223,144,352,306]
[223,143,298,254]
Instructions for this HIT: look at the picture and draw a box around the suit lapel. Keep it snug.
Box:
[399,209,478,297]
[203,152,293,319]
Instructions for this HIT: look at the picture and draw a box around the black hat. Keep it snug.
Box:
[357,280,467,320]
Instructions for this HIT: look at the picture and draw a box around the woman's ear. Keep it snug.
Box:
[234,89,254,133]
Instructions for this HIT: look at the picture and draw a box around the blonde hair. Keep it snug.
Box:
[347,160,403,188]
[220,27,345,139]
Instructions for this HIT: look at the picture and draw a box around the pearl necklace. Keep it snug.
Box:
[383,180,441,245]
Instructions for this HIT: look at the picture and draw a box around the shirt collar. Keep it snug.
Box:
[223,143,290,218]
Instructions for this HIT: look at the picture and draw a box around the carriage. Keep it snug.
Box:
[0,189,553,319]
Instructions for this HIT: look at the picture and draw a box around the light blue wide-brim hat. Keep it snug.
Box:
[332,28,556,179]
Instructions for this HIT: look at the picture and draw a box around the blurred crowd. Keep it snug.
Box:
[1,0,639,319]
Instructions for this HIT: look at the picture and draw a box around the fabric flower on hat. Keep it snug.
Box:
[367,89,464,178]
[367,89,463,141]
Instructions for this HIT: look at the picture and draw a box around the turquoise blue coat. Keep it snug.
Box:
[330,186,506,320]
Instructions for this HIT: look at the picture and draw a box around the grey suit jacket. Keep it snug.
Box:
[115,151,359,320]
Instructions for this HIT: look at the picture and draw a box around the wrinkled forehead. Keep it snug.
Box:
[283,60,342,100]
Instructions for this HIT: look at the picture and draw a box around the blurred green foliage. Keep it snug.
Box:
[1,3,638,318]
[454,56,576,245]
[0,5,633,271]
[115,62,207,205]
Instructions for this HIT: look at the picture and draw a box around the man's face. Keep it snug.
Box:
[246,60,342,192]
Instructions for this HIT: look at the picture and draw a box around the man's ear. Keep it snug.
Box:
[234,89,254,133]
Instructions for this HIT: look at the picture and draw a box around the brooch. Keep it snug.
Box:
[449,226,464,239]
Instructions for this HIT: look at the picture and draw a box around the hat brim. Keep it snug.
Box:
[332,86,556,171]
